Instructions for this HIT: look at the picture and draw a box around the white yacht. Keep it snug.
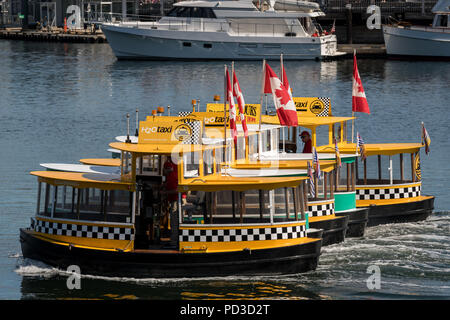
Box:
[101,0,343,60]
[382,0,450,58]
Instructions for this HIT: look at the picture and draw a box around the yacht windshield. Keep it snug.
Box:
[167,7,217,18]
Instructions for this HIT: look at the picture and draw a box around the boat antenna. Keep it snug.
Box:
[135,109,139,136]
[167,105,171,116]
[126,113,131,143]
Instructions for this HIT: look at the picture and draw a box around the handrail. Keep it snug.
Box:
[99,12,319,37]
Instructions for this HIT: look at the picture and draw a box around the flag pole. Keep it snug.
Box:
[259,59,266,132]
[352,111,355,143]
[280,53,284,84]
[231,61,236,161]
[351,49,356,144]
[258,59,266,160]
[224,64,228,164]
[280,53,286,153]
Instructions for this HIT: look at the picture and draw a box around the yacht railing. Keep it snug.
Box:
[102,14,313,37]
[402,24,450,33]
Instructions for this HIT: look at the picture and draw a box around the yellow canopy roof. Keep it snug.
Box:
[179,174,307,192]
[262,115,355,127]
[30,171,134,191]
[109,142,217,155]
[319,142,424,156]
[79,158,121,167]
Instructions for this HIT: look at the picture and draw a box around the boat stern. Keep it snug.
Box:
[320,35,345,59]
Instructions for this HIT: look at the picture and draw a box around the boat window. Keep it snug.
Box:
[182,186,306,224]
[356,154,417,185]
[183,152,200,179]
[121,151,132,175]
[203,43,212,49]
[315,125,329,147]
[214,146,223,173]
[37,183,132,223]
[263,44,281,48]
[225,140,233,163]
[332,123,342,143]
[342,122,348,142]
[435,14,449,27]
[260,130,271,153]
[248,133,258,158]
[203,149,214,175]
[239,43,257,48]
[236,136,246,160]
[137,155,161,175]
[182,42,192,47]
[272,128,280,153]
[167,7,217,18]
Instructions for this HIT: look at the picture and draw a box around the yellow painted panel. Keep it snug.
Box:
[180,236,319,253]
[30,231,134,252]
[308,214,337,222]
[180,221,306,231]
[179,174,307,192]
[356,195,433,207]
[325,142,423,156]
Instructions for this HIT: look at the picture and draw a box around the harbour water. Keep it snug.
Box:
[0,40,449,300]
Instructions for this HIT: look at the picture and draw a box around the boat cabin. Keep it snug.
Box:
[432,0,450,28]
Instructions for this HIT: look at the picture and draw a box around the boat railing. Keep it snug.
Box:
[102,13,312,37]
[400,24,450,33]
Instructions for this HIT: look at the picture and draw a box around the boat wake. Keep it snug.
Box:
[14,212,449,299]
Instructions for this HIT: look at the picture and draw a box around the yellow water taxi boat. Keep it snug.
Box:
[324,142,435,226]
[20,117,322,277]
[163,105,351,244]
[262,96,434,227]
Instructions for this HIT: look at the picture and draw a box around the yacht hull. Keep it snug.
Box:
[101,24,340,60]
[20,228,322,277]
[383,25,450,58]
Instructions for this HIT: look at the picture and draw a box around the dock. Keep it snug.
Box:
[337,44,387,58]
[0,28,107,43]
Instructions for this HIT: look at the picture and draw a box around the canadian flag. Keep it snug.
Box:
[281,58,292,100]
[232,70,249,138]
[352,52,370,114]
[225,68,238,144]
[263,63,298,127]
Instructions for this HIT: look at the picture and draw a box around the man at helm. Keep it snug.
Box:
[300,131,312,153]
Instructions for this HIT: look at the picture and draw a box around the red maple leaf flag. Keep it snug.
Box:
[265,63,298,126]
[232,70,249,138]
[352,52,370,114]
[281,59,292,99]
[225,68,238,144]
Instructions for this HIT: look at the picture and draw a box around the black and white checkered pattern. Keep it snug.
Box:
[181,121,202,145]
[356,185,421,200]
[180,224,306,242]
[32,218,134,241]
[178,111,192,117]
[316,97,330,117]
[308,202,334,217]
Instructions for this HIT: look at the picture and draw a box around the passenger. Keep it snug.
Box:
[300,131,312,153]
[184,191,206,222]
[162,156,180,247]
